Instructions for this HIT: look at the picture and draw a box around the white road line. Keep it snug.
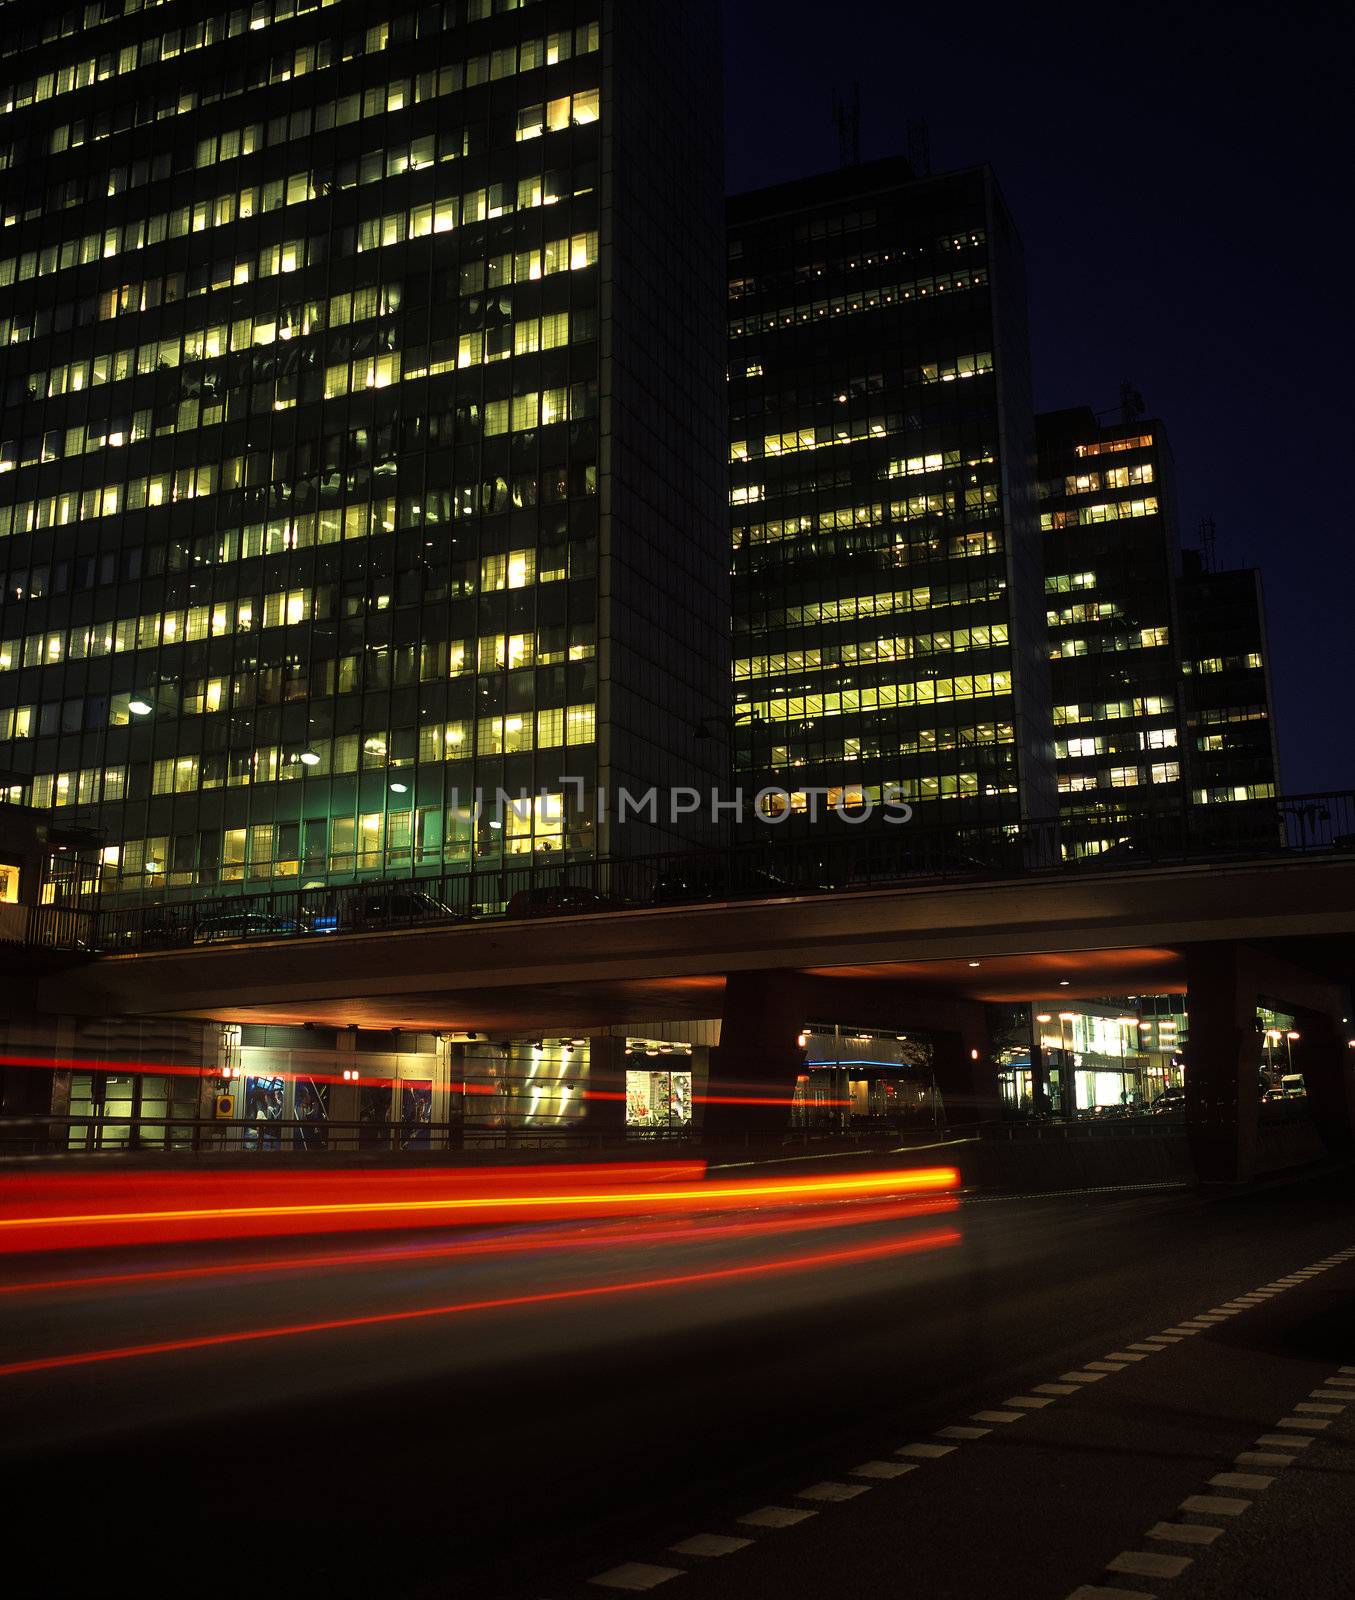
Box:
[1005,1395,1056,1408]
[668,1534,751,1558]
[1146,1334,1184,1344]
[1295,1402,1343,1415]
[1324,1375,1355,1385]
[1060,1370,1108,1382]
[1235,1451,1294,1468]
[972,1410,1024,1423]
[1163,1327,1202,1335]
[589,1562,684,1591]
[1126,1343,1163,1353]
[1108,1550,1193,1578]
[1310,1391,1351,1401]
[937,1425,990,1439]
[895,1442,956,1459]
[1341,1366,1355,1375]
[850,1460,917,1479]
[1277,1417,1331,1431]
[1034,1382,1081,1394]
[797,1482,869,1503]
[1179,1494,1250,1516]
[1146,1523,1224,1546]
[736,1507,816,1529]
[1208,1472,1274,1491]
[1086,1360,1129,1371]
[1255,1433,1312,1449]
[1105,1350,1150,1361]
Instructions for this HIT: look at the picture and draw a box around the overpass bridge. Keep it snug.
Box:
[23,843,1355,1183]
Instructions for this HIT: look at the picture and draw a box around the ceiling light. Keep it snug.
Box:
[128,698,152,715]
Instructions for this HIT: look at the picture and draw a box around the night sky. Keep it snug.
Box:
[723,0,1355,794]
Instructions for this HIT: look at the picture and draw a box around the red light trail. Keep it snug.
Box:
[0,1165,960,1253]
[0,1194,960,1298]
[0,1227,961,1381]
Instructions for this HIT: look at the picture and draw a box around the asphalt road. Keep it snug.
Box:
[1,1162,1353,1600]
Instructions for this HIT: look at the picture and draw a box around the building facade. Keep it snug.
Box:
[1178,550,1280,810]
[1037,407,1186,855]
[727,160,1054,840]
[1038,406,1279,856]
[0,0,728,904]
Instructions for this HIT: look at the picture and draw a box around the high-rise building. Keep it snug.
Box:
[727,160,1054,838]
[1037,406,1186,854]
[0,0,728,903]
[1038,407,1280,855]
[1178,551,1280,808]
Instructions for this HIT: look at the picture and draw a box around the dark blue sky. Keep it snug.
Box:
[723,0,1355,794]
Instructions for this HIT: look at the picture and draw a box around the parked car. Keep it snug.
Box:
[1148,1088,1186,1116]
[505,884,622,917]
[192,909,308,944]
[307,887,459,933]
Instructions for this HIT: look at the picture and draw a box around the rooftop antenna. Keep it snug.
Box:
[906,117,932,177]
[1198,515,1217,573]
[832,83,861,168]
[1119,381,1146,424]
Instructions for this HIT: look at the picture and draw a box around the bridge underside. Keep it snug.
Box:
[16,858,1355,1182]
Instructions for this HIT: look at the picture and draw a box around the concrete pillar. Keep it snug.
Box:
[704,970,805,1138]
[1184,944,1259,1183]
[1293,1009,1355,1157]
[586,1033,628,1139]
[932,1015,999,1126]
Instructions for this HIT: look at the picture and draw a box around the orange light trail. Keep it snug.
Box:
[0,1227,961,1381]
[0,1166,959,1253]
[0,1195,960,1298]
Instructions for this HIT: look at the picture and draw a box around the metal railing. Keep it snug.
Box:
[33,788,1355,956]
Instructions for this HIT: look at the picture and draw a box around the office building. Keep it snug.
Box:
[0,0,728,902]
[1037,406,1185,854]
[727,159,1055,835]
[1179,551,1279,808]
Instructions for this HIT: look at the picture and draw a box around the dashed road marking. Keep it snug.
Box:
[972,1410,1024,1423]
[1179,1494,1251,1516]
[589,1562,684,1590]
[797,1481,868,1503]
[1235,1451,1294,1468]
[850,1459,916,1479]
[1005,1395,1056,1408]
[895,1442,956,1459]
[736,1507,816,1529]
[1061,1370,1107,1383]
[1208,1472,1274,1491]
[668,1534,751,1558]
[1255,1432,1312,1449]
[1277,1416,1331,1431]
[1146,1522,1224,1546]
[937,1424,990,1439]
[1105,1350,1150,1361]
[1108,1549,1193,1578]
[1034,1382,1081,1394]
[1064,1585,1157,1600]
[1296,1401,1343,1414]
[1086,1360,1129,1372]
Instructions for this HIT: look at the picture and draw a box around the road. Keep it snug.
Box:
[1,1160,1353,1600]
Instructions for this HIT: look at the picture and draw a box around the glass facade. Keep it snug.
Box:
[1039,407,1279,855]
[727,159,1054,832]
[1038,408,1185,853]
[1179,553,1280,808]
[0,0,728,902]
